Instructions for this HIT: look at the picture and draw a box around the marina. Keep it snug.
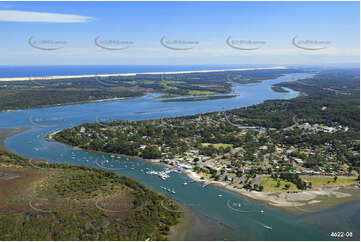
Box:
[146,167,180,180]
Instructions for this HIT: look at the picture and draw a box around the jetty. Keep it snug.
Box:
[202,181,218,188]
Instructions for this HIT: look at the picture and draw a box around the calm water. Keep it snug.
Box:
[0,72,359,240]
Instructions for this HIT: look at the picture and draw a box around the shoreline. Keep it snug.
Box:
[185,169,359,214]
[0,66,286,82]
[167,203,196,241]
[2,127,359,240]
[47,133,162,164]
[49,130,360,215]
[0,127,31,151]
[0,69,296,113]
[1,96,139,113]
[2,75,357,216]
[0,127,194,240]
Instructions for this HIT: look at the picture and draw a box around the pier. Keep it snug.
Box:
[202,181,218,188]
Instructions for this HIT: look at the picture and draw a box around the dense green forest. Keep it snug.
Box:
[0,149,181,240]
[54,68,360,170]
[0,68,298,111]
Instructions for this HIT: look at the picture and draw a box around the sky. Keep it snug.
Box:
[0,1,359,66]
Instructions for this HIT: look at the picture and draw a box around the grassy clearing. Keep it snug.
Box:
[212,143,233,149]
[161,83,179,91]
[188,90,216,95]
[163,81,185,84]
[258,176,298,192]
[198,171,212,180]
[202,143,233,149]
[301,176,359,188]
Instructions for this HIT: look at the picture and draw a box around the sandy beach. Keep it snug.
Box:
[46,130,62,140]
[0,66,286,82]
[3,126,360,218]
[47,132,361,213]
[44,131,361,214]
[224,184,355,207]
[184,169,359,212]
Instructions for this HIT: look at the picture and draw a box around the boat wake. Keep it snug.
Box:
[226,199,251,213]
[255,221,273,230]
[94,158,124,170]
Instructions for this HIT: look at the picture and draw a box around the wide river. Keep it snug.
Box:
[0,73,359,240]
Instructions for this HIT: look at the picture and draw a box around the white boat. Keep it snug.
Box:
[263,225,272,230]
[218,194,223,197]
[260,210,264,213]
[183,182,188,185]
[171,188,176,194]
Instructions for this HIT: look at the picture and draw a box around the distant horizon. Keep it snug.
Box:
[0,63,358,80]
[0,63,359,67]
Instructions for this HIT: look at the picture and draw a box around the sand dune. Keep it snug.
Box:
[0,66,287,82]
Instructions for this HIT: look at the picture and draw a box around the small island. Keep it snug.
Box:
[271,86,289,93]
[0,67,295,111]
[160,95,238,102]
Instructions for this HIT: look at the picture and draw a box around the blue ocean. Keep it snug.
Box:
[0,65,277,78]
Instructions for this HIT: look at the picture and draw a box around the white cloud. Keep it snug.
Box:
[0,10,94,23]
